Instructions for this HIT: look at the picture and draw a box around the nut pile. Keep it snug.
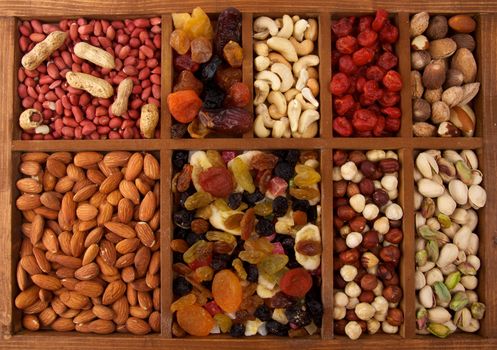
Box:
[167,7,253,138]
[171,150,322,337]
[15,151,160,334]
[414,150,486,337]
[333,150,404,340]
[329,10,402,137]
[410,13,479,137]
[18,18,161,140]
[253,15,320,138]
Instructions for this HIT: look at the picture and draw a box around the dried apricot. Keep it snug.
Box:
[176,304,215,336]
[212,269,243,313]
[279,268,312,298]
[171,293,196,312]
[167,90,203,124]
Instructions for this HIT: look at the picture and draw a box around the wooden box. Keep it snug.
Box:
[0,1,496,349]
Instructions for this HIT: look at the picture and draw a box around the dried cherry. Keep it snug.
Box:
[280,268,312,298]
[198,166,234,197]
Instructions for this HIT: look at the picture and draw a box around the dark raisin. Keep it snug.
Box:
[266,320,289,336]
[255,217,274,236]
[200,55,223,81]
[266,292,295,308]
[306,299,323,327]
[173,227,188,240]
[172,252,184,263]
[172,276,192,296]
[254,304,272,322]
[178,191,190,209]
[292,199,310,212]
[243,190,264,206]
[210,254,230,271]
[173,210,194,229]
[185,231,202,246]
[272,196,289,217]
[285,150,300,166]
[173,151,189,169]
[307,206,318,222]
[229,323,245,337]
[277,235,295,255]
[285,305,312,327]
[202,84,225,109]
[287,260,301,269]
[272,150,288,161]
[227,192,243,210]
[245,263,259,282]
[171,123,188,139]
[274,162,294,181]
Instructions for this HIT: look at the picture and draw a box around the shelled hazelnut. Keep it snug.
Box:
[333,150,403,340]
[410,13,479,137]
[414,150,486,338]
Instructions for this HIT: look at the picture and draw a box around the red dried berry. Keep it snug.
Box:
[224,82,250,107]
[380,22,399,44]
[352,109,377,132]
[358,16,374,32]
[336,35,358,54]
[377,51,398,70]
[280,268,312,298]
[357,29,378,47]
[198,167,234,198]
[363,80,383,101]
[338,55,358,74]
[379,91,400,107]
[385,117,401,133]
[381,107,401,119]
[373,115,386,136]
[356,76,367,93]
[366,65,386,81]
[372,9,389,32]
[382,70,402,92]
[332,17,354,37]
[334,94,355,115]
[352,47,375,66]
[333,116,353,137]
[329,72,351,96]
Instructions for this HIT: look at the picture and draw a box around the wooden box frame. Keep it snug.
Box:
[0,1,496,349]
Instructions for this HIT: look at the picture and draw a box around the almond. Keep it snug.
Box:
[134,246,151,278]
[117,198,134,223]
[19,161,42,176]
[70,228,86,258]
[75,280,104,298]
[51,296,68,315]
[100,239,117,266]
[135,177,151,195]
[32,247,51,273]
[49,152,72,164]
[448,14,476,33]
[104,222,136,239]
[60,290,89,309]
[121,266,136,283]
[129,305,150,319]
[90,190,107,208]
[17,263,30,291]
[106,189,123,206]
[43,228,59,253]
[74,152,103,168]
[50,254,82,269]
[15,285,40,309]
[39,307,57,326]
[58,231,72,256]
[74,262,100,280]
[99,172,123,194]
[125,153,143,181]
[16,194,41,210]
[55,267,76,279]
[112,296,129,325]
[31,274,62,291]
[104,151,131,167]
[451,48,477,83]
[73,184,98,202]
[84,227,104,247]
[51,317,75,331]
[73,309,97,324]
[149,251,160,275]
[119,180,140,205]
[126,316,151,335]
[135,222,155,248]
[22,152,49,163]
[40,191,62,210]
[116,238,141,255]
[43,171,57,191]
[76,203,98,221]
[92,304,115,320]
[143,154,160,180]
[66,163,85,181]
[98,160,119,177]
[61,277,79,290]
[96,256,119,276]
[30,214,45,245]
[34,206,58,220]
[102,280,126,305]
[24,299,48,314]
[20,255,42,275]
[149,311,161,332]
[16,178,42,194]
[137,291,153,311]
[54,176,75,193]
[87,168,106,185]
[139,191,156,222]
[88,319,116,334]
[97,201,113,226]
[131,278,153,292]
[46,158,67,178]
[82,243,99,265]
[145,272,159,289]
[58,192,76,231]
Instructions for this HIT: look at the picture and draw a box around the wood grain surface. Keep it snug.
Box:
[0,2,496,349]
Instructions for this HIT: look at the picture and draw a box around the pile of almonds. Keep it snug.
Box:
[410,13,479,137]
[15,151,160,334]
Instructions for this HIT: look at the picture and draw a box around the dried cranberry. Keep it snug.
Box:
[356,77,367,93]
[352,48,375,66]
[379,91,400,107]
[357,29,378,47]
[332,17,354,37]
[373,115,386,136]
[377,51,398,70]
[380,22,399,44]
[329,72,350,96]
[333,116,353,137]
[382,70,402,92]
[372,9,389,32]
[338,55,358,74]
[366,65,386,81]
[381,107,401,119]
[358,16,374,32]
[334,94,355,115]
[385,117,401,132]
[363,80,383,101]
[336,35,358,54]
[352,109,377,132]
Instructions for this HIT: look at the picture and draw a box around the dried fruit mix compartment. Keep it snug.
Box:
[0,2,496,350]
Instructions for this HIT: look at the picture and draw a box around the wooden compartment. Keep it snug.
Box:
[0,1,496,349]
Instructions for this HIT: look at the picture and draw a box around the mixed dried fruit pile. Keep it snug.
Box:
[171,150,322,337]
[167,7,252,138]
[252,15,320,138]
[333,150,404,339]
[329,10,402,137]
[18,18,161,140]
[410,13,479,137]
[15,152,160,334]
[414,150,486,337]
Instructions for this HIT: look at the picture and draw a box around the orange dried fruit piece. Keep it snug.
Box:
[171,293,196,313]
[223,41,243,68]
[176,304,215,336]
[280,268,312,298]
[169,29,190,55]
[182,7,214,40]
[167,90,203,124]
[212,269,242,313]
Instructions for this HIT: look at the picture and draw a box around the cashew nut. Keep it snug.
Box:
[295,93,317,110]
[255,71,281,91]
[277,15,294,39]
[255,55,271,71]
[288,99,302,132]
[305,18,318,41]
[272,117,290,138]
[270,63,294,92]
[293,19,309,42]
[254,17,279,36]
[302,87,319,107]
[19,109,42,130]
[285,88,300,102]
[267,37,298,62]
[256,104,275,128]
[254,41,269,57]
[254,114,270,138]
[298,109,320,133]
[268,52,292,70]
[254,80,270,105]
[292,15,301,23]
[289,37,314,56]
[307,78,319,97]
[268,91,287,115]
[283,125,291,138]
[269,104,287,119]
[294,121,318,138]
[254,30,269,40]
[307,67,319,79]
[295,69,309,91]
[293,55,320,76]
